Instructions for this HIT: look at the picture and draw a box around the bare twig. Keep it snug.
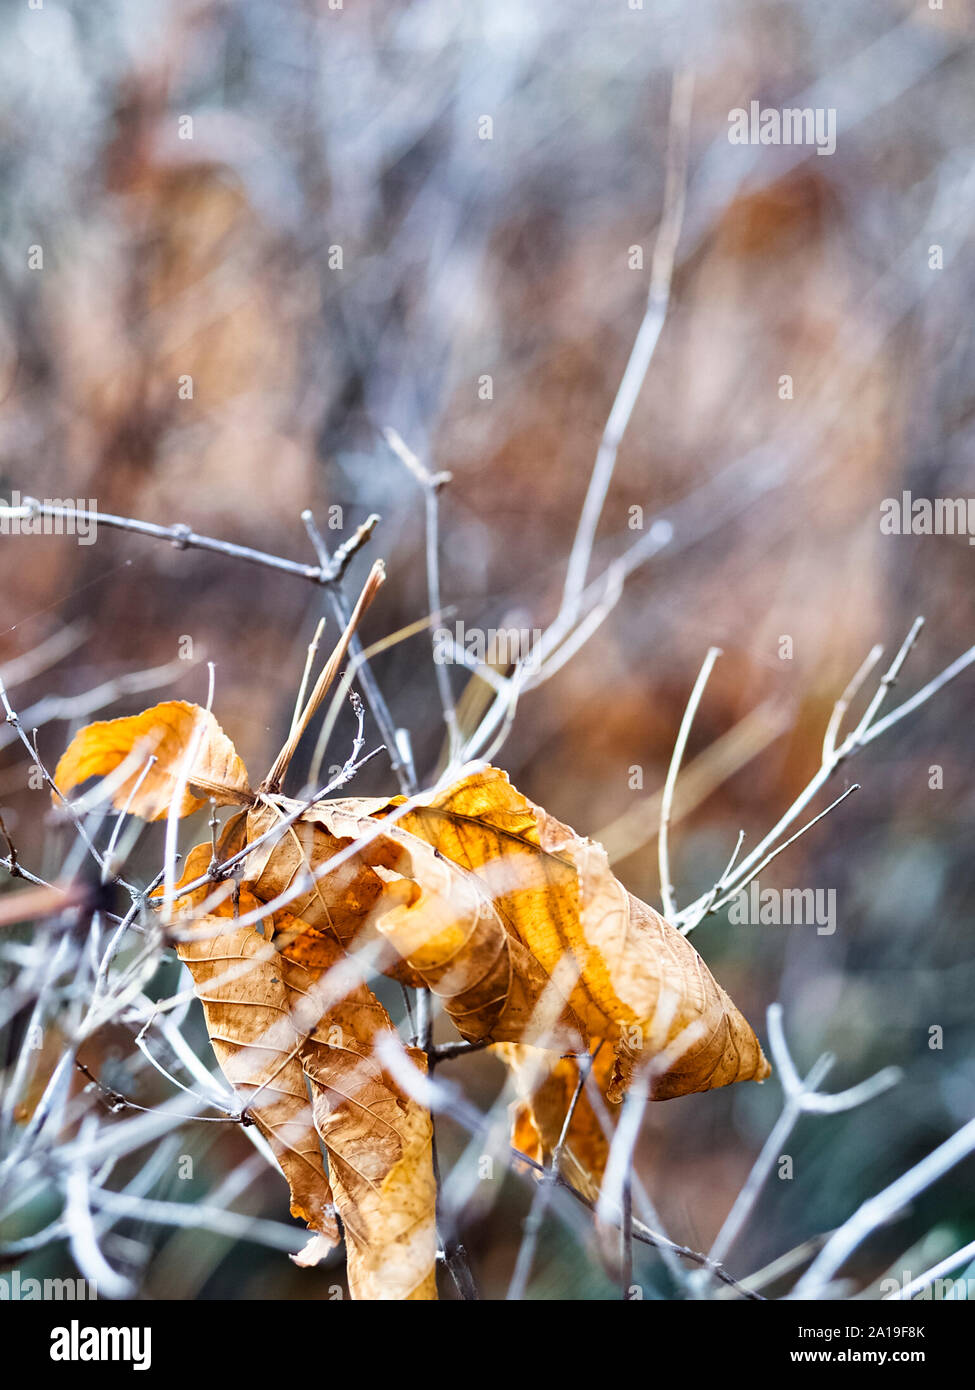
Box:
[383,427,460,766]
[561,67,695,624]
[0,656,201,754]
[698,783,861,922]
[506,1052,592,1301]
[706,1005,900,1280]
[884,1237,975,1301]
[0,624,89,688]
[658,646,721,919]
[301,508,416,795]
[678,623,975,933]
[290,617,326,737]
[793,1114,975,1299]
[0,498,327,584]
[0,677,137,896]
[261,560,385,794]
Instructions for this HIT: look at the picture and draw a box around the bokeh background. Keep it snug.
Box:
[2,0,974,1299]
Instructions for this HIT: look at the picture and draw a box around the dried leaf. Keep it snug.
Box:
[84,685,770,1292]
[171,859,339,1246]
[497,1042,618,1202]
[383,766,771,1101]
[243,796,401,951]
[245,796,583,1044]
[279,934,437,1301]
[169,845,437,1299]
[53,700,252,821]
[240,766,767,1101]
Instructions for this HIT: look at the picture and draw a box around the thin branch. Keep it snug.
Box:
[383,426,460,766]
[885,1236,975,1301]
[0,498,327,584]
[161,662,215,922]
[0,811,19,876]
[560,66,694,624]
[290,617,326,736]
[102,756,155,882]
[822,644,884,761]
[261,558,385,793]
[0,678,139,897]
[699,782,861,920]
[64,1127,132,1299]
[301,507,416,795]
[849,616,925,745]
[0,656,199,753]
[659,645,721,919]
[307,511,381,584]
[0,623,89,688]
[793,1115,975,1299]
[707,1004,900,1280]
[678,622,975,932]
[506,1053,592,1302]
[864,640,975,746]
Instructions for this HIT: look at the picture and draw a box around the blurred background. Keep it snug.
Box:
[1,0,974,1299]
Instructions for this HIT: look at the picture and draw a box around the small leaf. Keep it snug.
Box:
[53,701,252,821]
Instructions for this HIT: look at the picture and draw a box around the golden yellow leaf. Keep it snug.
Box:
[53,700,252,821]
